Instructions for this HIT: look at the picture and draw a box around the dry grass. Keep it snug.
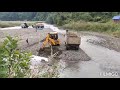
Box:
[62,20,120,38]
[0,21,38,28]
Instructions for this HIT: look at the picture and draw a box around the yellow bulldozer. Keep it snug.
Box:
[39,32,60,50]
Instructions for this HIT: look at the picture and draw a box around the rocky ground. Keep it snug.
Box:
[78,31,120,52]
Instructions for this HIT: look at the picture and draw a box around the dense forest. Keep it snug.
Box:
[0,12,120,37]
[0,12,120,24]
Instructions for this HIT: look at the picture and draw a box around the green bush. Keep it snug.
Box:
[62,20,120,37]
[0,36,32,78]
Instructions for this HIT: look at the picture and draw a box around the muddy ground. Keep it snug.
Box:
[1,27,120,78]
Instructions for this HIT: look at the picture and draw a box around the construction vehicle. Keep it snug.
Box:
[32,23,44,30]
[65,30,81,50]
[40,32,60,50]
[21,23,29,28]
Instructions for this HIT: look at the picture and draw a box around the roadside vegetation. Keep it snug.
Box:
[0,21,36,28]
[0,36,32,78]
[62,20,120,38]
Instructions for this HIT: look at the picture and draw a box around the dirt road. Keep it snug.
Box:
[1,24,120,78]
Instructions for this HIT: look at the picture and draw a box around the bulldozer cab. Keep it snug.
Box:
[49,32,58,40]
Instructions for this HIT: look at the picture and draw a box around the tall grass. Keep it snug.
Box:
[62,20,120,37]
[0,21,37,28]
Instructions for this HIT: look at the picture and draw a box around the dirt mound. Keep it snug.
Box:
[59,48,91,62]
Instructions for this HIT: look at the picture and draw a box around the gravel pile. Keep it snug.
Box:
[59,48,91,62]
